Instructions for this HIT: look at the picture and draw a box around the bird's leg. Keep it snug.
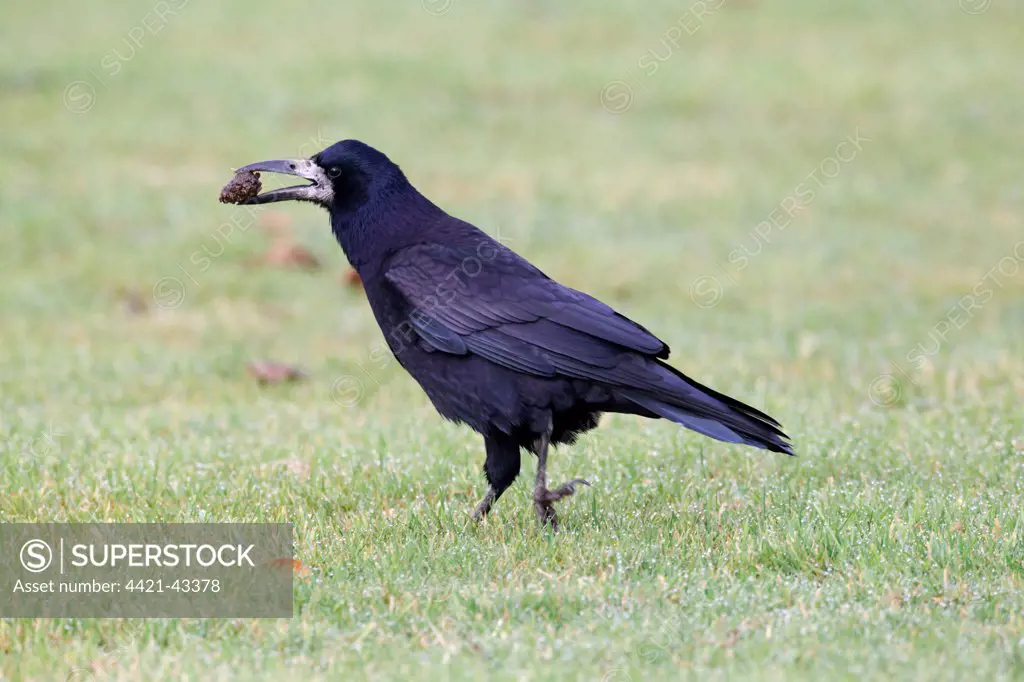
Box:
[473,432,521,522]
[472,487,498,520]
[533,429,556,527]
[533,423,590,530]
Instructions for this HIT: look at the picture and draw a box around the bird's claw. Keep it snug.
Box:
[540,478,591,502]
[535,500,559,529]
[534,477,591,530]
[472,487,497,522]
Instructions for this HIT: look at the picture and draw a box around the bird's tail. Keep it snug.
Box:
[619,361,793,455]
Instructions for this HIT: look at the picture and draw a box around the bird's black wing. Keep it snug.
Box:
[384,242,792,454]
[384,242,668,374]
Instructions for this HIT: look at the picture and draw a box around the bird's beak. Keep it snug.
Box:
[236,158,331,205]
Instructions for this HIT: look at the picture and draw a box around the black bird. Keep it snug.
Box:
[231,140,793,528]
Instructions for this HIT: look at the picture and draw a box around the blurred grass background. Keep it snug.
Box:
[1,1,1023,680]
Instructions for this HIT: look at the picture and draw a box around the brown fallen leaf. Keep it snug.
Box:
[342,268,362,288]
[264,558,312,578]
[246,360,306,385]
[239,210,323,270]
[264,241,321,269]
[116,286,148,315]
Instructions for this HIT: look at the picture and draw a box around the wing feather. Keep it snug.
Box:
[384,244,668,374]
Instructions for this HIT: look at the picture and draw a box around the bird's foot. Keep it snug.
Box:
[533,478,590,530]
[472,487,497,521]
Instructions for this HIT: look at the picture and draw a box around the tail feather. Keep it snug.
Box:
[619,361,794,455]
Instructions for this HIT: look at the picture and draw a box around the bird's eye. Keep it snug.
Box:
[327,166,343,178]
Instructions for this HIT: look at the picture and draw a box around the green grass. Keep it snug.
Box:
[3,0,1024,679]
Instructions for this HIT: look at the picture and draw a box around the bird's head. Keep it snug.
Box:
[236,139,404,213]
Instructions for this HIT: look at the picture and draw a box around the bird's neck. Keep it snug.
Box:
[329,182,444,273]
